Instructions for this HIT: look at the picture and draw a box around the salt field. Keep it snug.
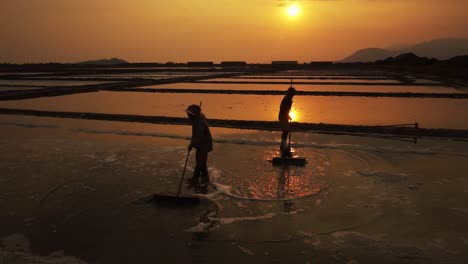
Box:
[2,0,468,262]
[0,80,115,87]
[1,91,467,129]
[145,82,462,93]
[1,67,468,263]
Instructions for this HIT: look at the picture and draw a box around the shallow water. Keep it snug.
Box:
[31,75,174,80]
[0,80,115,86]
[1,115,468,263]
[0,86,47,91]
[1,91,467,129]
[200,78,404,84]
[238,75,394,79]
[145,82,460,93]
[1,68,468,263]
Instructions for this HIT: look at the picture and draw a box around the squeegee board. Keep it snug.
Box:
[153,193,201,206]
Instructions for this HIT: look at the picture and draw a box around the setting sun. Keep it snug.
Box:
[289,110,298,122]
[287,5,300,17]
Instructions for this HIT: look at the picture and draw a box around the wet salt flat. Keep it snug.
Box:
[232,76,444,85]
[0,72,50,76]
[411,79,444,84]
[0,86,47,91]
[1,68,468,263]
[145,82,460,93]
[199,78,404,84]
[255,70,391,76]
[238,75,395,79]
[1,91,467,129]
[1,115,468,263]
[26,72,240,81]
[30,75,174,80]
[79,71,240,77]
[0,80,115,86]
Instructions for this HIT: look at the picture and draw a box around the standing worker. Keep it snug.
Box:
[278,86,296,157]
[185,104,213,185]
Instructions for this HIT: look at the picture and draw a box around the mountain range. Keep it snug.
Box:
[341,38,468,63]
[75,58,129,65]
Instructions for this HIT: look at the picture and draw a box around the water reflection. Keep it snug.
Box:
[2,91,467,129]
[277,166,295,212]
[0,80,112,86]
[202,78,403,84]
[146,82,460,93]
[260,148,325,202]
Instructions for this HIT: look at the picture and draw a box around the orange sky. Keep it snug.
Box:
[1,0,467,63]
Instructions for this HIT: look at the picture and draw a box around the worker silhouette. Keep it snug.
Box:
[278,86,296,157]
[186,104,213,185]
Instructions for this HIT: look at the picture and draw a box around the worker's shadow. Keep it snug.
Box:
[277,166,295,213]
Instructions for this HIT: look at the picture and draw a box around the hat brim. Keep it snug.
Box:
[185,109,196,116]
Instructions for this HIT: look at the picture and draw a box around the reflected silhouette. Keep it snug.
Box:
[277,166,295,213]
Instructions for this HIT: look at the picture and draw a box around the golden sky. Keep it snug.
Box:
[1,0,467,63]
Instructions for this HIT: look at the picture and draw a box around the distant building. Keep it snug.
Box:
[221,61,247,67]
[310,61,334,67]
[271,61,298,65]
[187,61,214,67]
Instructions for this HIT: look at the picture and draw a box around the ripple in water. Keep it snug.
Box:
[211,148,330,201]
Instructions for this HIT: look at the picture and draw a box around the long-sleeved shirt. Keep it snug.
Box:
[278,94,293,120]
[190,113,213,152]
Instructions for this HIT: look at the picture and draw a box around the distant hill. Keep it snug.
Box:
[446,55,468,66]
[377,52,438,65]
[399,38,468,60]
[341,48,396,63]
[75,58,129,66]
[341,38,468,63]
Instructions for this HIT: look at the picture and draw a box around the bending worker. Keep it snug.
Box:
[186,104,213,184]
[278,86,296,156]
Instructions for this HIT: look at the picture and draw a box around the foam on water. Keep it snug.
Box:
[213,206,304,225]
[184,221,214,233]
[216,213,276,225]
[1,234,87,264]
[184,202,304,233]
[207,165,328,201]
[449,208,468,214]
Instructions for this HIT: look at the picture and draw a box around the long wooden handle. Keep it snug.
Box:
[176,150,191,196]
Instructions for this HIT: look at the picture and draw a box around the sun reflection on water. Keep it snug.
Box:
[226,150,328,200]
